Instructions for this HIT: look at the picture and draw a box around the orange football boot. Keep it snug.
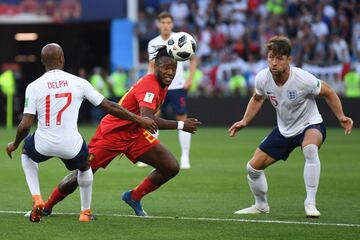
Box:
[30,195,45,223]
[79,209,96,222]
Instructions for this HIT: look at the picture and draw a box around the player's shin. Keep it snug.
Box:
[303,144,320,204]
[21,154,41,197]
[131,177,159,201]
[44,186,67,213]
[179,130,191,168]
[44,171,78,214]
[247,162,269,210]
[77,168,93,211]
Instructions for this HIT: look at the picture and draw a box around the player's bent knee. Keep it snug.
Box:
[166,159,180,178]
[170,163,180,177]
[246,162,264,179]
[303,144,319,164]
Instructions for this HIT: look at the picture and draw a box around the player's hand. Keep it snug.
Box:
[139,117,158,134]
[6,142,17,159]
[228,120,247,137]
[183,118,201,134]
[339,116,353,135]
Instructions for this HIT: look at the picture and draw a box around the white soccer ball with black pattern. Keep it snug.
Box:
[166,32,197,61]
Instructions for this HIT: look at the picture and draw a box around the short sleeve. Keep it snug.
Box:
[134,77,160,110]
[254,71,265,96]
[82,79,105,106]
[301,70,322,95]
[23,85,36,114]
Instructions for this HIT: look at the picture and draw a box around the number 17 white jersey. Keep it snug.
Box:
[24,69,104,159]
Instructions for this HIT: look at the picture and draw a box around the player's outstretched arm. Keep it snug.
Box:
[99,99,158,134]
[184,56,197,90]
[319,81,353,134]
[140,107,201,134]
[228,94,265,137]
[6,114,35,158]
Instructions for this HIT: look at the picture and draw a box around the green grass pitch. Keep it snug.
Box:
[0,126,359,239]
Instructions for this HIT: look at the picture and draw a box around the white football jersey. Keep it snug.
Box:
[255,67,323,137]
[148,33,185,90]
[24,69,104,159]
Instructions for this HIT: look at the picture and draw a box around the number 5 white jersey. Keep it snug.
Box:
[24,69,104,159]
[255,67,323,137]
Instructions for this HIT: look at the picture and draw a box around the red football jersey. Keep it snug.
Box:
[96,74,167,141]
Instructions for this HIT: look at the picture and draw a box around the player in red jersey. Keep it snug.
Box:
[41,46,201,216]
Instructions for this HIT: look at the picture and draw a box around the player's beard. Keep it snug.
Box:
[271,66,287,77]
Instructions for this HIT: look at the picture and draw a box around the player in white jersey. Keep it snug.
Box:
[228,36,353,217]
[146,12,197,169]
[6,43,157,222]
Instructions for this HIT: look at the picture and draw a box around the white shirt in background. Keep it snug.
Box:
[148,33,186,90]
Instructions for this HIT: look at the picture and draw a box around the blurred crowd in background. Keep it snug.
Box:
[1,0,360,103]
[137,0,360,97]
[0,0,81,23]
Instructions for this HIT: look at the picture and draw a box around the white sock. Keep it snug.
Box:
[77,169,93,211]
[152,130,159,139]
[179,130,191,167]
[303,144,320,205]
[21,154,40,196]
[246,162,268,209]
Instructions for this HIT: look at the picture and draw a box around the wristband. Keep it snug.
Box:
[177,121,184,130]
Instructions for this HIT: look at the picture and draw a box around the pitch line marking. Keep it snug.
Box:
[0,210,359,228]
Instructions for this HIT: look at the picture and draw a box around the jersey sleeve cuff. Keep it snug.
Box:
[23,110,36,115]
[94,96,105,107]
[254,88,263,96]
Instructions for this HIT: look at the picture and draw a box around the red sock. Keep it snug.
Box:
[44,187,67,210]
[131,177,159,201]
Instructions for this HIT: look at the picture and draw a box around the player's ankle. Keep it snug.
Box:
[255,202,269,210]
[32,194,43,202]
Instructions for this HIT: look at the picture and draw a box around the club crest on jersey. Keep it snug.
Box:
[144,92,155,103]
[287,90,297,100]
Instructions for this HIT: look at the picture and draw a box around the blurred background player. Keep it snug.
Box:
[6,43,157,222]
[40,46,201,217]
[147,12,197,169]
[228,36,353,217]
[108,67,128,102]
[89,67,110,124]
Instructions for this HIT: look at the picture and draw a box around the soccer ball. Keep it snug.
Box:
[167,32,197,61]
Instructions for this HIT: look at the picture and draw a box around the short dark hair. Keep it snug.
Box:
[153,45,172,64]
[266,36,292,56]
[158,11,173,21]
